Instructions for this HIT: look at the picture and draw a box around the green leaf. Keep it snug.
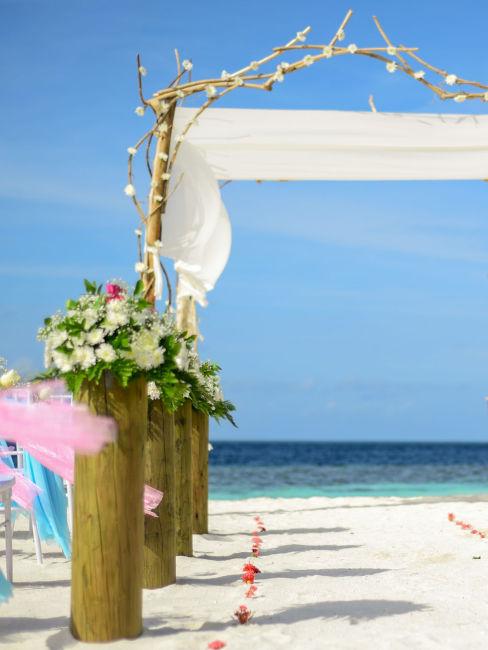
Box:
[84,279,97,294]
[134,279,144,296]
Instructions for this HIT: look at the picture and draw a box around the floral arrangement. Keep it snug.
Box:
[0,357,21,389]
[38,280,236,422]
[447,512,486,540]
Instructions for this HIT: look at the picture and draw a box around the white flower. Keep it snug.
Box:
[124,184,136,197]
[221,70,231,80]
[337,29,345,41]
[233,76,244,86]
[387,46,397,56]
[454,94,467,102]
[249,60,259,70]
[49,330,68,348]
[130,331,165,369]
[484,92,488,102]
[414,70,426,79]
[273,71,284,83]
[322,45,333,58]
[52,351,74,373]
[127,147,137,155]
[347,43,358,54]
[147,381,161,400]
[279,62,290,71]
[0,369,21,388]
[135,261,147,273]
[96,343,117,363]
[134,228,142,236]
[176,135,184,143]
[206,85,217,98]
[161,172,171,181]
[138,65,147,76]
[303,55,314,66]
[157,122,168,134]
[159,100,169,112]
[175,346,189,370]
[158,152,169,161]
[86,329,105,345]
[176,89,185,98]
[153,239,163,249]
[134,106,145,116]
[82,308,99,329]
[208,442,213,452]
[445,73,457,86]
[73,346,96,370]
[154,194,163,202]
[182,59,193,71]
[386,61,397,73]
[296,31,307,42]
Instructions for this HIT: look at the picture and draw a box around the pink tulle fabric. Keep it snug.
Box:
[0,381,164,516]
[0,458,41,510]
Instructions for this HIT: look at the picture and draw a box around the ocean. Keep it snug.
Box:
[209,441,488,499]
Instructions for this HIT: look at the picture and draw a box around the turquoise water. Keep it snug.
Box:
[209,442,488,499]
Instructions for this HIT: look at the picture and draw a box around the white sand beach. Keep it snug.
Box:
[1,495,488,649]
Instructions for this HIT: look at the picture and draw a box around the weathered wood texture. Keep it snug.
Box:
[191,408,209,534]
[144,400,176,588]
[174,400,193,556]
[71,374,146,642]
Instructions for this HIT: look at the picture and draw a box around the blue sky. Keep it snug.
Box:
[2,0,488,441]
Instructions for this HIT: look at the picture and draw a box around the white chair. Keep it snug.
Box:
[0,476,14,582]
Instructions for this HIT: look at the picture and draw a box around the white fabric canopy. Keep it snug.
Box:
[174,107,488,181]
[163,107,488,306]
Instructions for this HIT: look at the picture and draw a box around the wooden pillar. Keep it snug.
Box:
[174,400,193,556]
[71,374,146,642]
[192,408,209,534]
[144,401,176,588]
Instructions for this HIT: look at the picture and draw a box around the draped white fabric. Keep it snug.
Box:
[163,107,488,305]
[173,107,488,181]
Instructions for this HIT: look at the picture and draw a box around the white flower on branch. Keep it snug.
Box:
[454,94,467,102]
[124,184,136,197]
[157,123,168,135]
[386,61,397,73]
[484,92,488,102]
[387,46,397,56]
[296,31,307,42]
[414,70,426,79]
[182,59,193,71]
[445,73,457,86]
[279,62,290,71]
[337,29,345,41]
[176,135,185,143]
[138,65,147,76]
[134,106,145,116]
[233,76,244,86]
[273,71,284,83]
[127,147,137,155]
[158,152,169,161]
[135,262,147,273]
[155,194,163,202]
[221,70,231,80]
[347,43,358,54]
[303,55,314,66]
[153,239,163,249]
[176,89,185,98]
[322,45,333,58]
[206,85,218,98]
[161,173,171,181]
[147,381,161,400]
[249,61,259,70]
[134,228,142,236]
[159,100,170,112]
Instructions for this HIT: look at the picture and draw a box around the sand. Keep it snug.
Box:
[1,495,488,649]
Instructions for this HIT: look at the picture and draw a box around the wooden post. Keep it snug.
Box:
[192,408,209,534]
[142,104,179,587]
[71,374,146,643]
[174,400,193,556]
[144,401,176,588]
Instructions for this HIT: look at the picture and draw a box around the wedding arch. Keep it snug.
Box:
[70,8,488,642]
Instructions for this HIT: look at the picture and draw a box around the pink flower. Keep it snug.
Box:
[234,605,252,624]
[245,585,258,598]
[251,546,260,557]
[242,571,255,584]
[252,536,263,545]
[243,563,261,574]
[208,641,226,649]
[448,513,455,521]
[106,283,125,301]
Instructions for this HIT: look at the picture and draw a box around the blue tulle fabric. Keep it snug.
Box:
[23,453,71,559]
[0,569,12,604]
